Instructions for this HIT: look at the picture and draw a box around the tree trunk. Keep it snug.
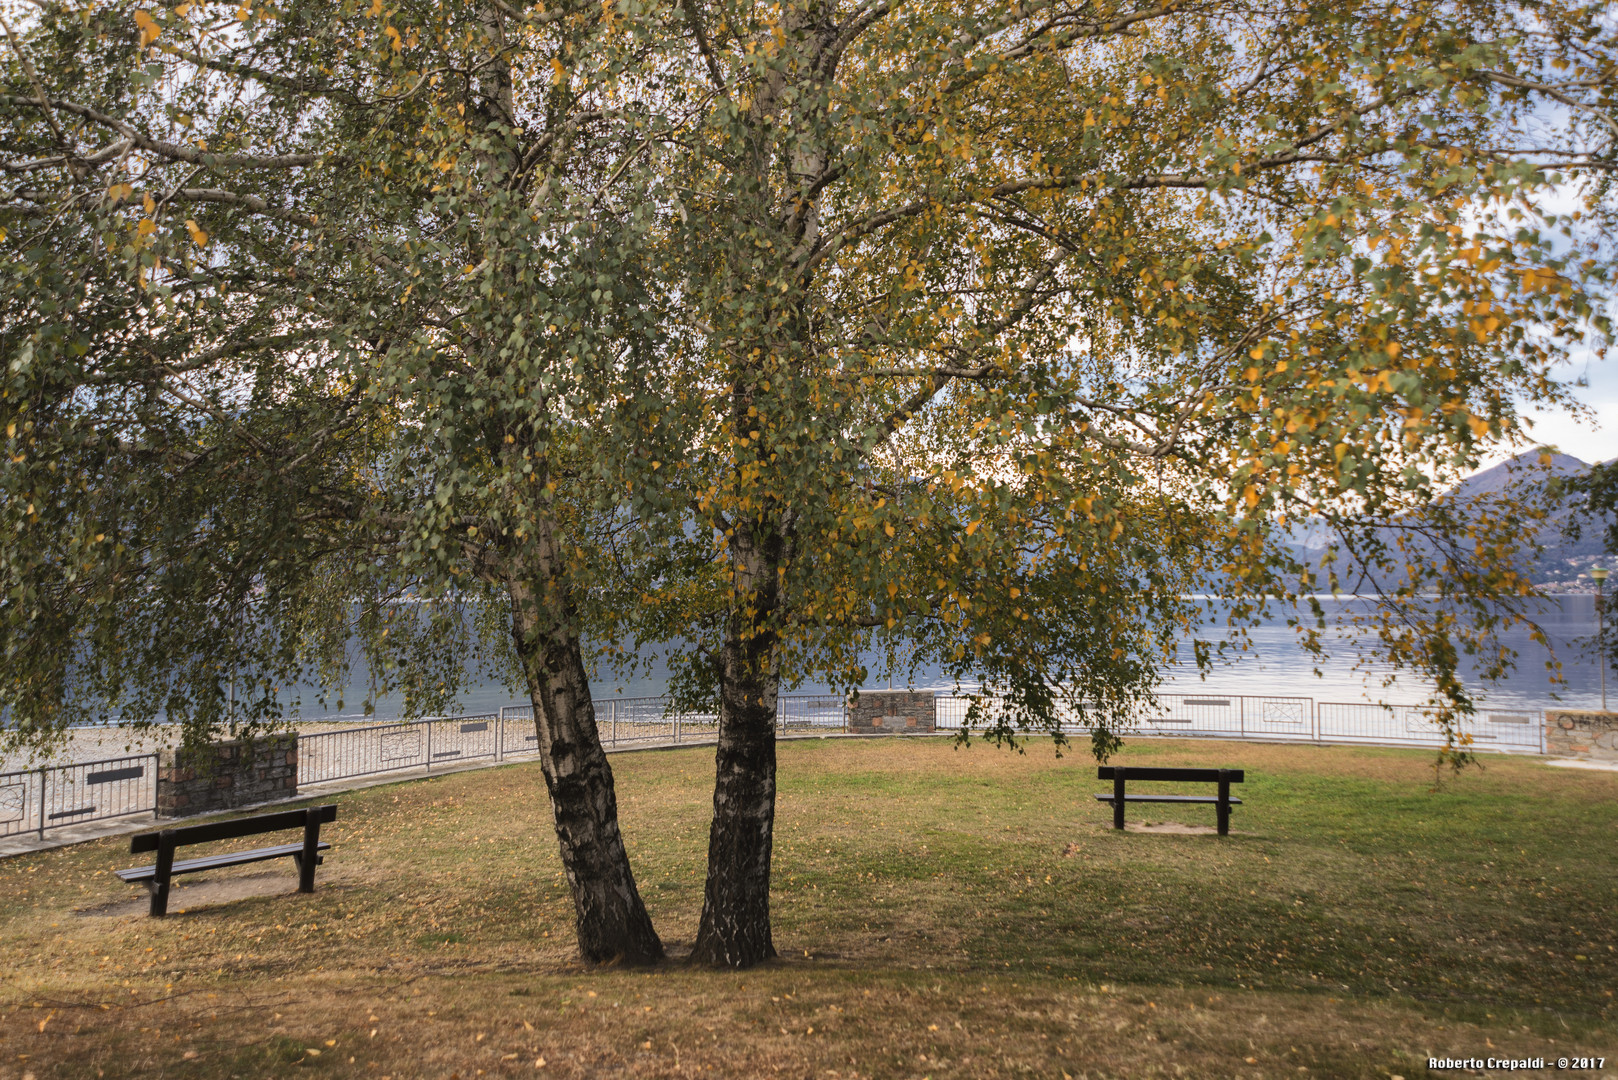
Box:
[509,574,662,965]
[691,531,784,968]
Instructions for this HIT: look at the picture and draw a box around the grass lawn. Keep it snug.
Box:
[0,737,1613,1079]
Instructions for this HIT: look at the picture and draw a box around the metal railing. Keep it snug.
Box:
[297,713,505,786]
[4,690,1551,842]
[296,694,843,787]
[0,753,160,840]
[1316,701,1544,752]
[935,692,1546,753]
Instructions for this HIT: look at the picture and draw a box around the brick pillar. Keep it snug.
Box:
[846,689,936,734]
[156,733,299,818]
[1545,710,1618,761]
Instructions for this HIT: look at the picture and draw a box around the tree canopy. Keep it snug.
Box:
[2,0,1613,967]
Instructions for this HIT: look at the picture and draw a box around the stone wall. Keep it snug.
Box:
[156,733,298,818]
[847,689,936,734]
[1545,710,1618,762]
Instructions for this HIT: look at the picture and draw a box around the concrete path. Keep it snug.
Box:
[1543,757,1618,773]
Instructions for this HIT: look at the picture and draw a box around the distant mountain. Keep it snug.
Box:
[1289,450,1616,591]
[1458,451,1611,587]
[1449,450,1586,499]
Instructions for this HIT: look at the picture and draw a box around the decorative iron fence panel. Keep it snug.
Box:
[298,720,432,785]
[0,753,159,839]
[778,694,848,730]
[423,713,500,767]
[499,707,541,758]
[1317,702,1543,752]
[937,693,1543,753]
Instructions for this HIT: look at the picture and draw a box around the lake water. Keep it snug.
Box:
[6,595,1604,771]
[292,595,1610,720]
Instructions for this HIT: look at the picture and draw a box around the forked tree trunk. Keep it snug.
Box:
[509,577,662,965]
[691,533,784,968]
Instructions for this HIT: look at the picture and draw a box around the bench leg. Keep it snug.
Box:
[298,814,321,893]
[1113,769,1126,830]
[149,832,176,917]
[1217,772,1231,836]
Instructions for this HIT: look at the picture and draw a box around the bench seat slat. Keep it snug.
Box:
[116,841,330,883]
[129,804,337,854]
[1092,794,1243,805]
[1096,766,1243,783]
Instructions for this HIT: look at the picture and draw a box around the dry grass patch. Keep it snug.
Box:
[0,737,1612,1079]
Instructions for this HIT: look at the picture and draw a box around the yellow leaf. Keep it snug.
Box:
[385,25,401,51]
[883,522,895,537]
[965,520,981,536]
[551,57,567,84]
[367,0,382,15]
[1518,266,1567,294]
[184,219,209,248]
[134,10,160,48]
[136,218,157,236]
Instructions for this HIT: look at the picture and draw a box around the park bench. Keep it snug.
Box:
[117,805,337,917]
[1095,766,1244,835]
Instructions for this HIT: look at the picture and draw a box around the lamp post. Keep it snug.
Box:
[1593,566,1610,711]
[1598,569,1611,712]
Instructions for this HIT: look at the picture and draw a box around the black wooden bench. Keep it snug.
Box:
[1095,766,1244,835]
[117,805,337,917]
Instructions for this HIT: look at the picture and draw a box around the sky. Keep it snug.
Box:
[1502,350,1618,467]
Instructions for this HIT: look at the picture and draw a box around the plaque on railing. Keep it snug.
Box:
[0,783,24,823]
[380,729,421,762]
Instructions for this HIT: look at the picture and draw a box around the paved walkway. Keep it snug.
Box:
[1544,757,1618,772]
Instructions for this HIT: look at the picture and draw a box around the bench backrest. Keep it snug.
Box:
[130,804,337,853]
[1096,766,1244,783]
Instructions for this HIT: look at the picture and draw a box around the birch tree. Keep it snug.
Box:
[0,0,675,963]
[634,0,1615,966]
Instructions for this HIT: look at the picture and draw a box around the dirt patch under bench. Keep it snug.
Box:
[74,871,301,919]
